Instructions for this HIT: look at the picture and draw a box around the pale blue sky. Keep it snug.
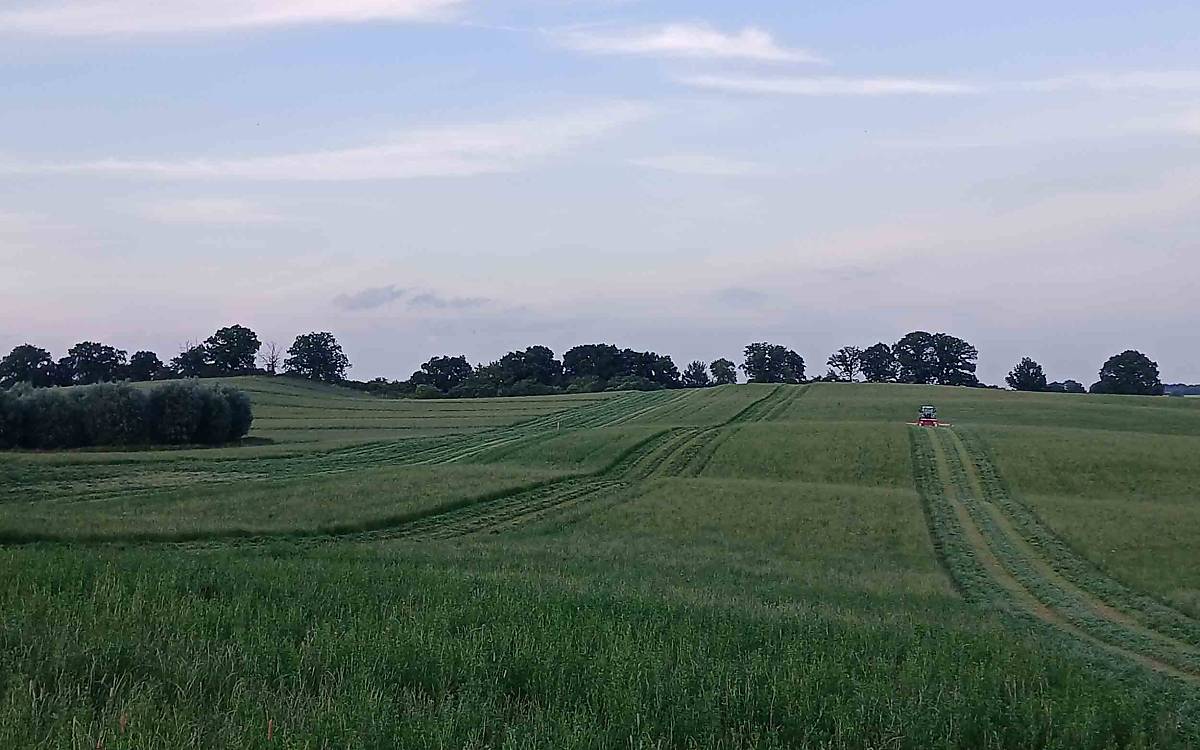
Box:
[2,1,1197,383]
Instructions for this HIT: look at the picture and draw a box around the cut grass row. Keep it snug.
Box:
[912,425,1200,687]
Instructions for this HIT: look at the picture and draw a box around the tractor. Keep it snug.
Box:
[912,405,950,428]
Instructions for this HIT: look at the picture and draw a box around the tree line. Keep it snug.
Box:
[0,381,252,450]
[0,325,1167,399]
[0,326,350,389]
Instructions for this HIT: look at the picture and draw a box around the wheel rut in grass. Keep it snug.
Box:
[356,385,804,541]
[913,426,1200,683]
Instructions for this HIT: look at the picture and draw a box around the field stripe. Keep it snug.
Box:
[913,426,1200,683]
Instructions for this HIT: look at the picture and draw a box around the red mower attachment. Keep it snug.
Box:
[909,405,952,428]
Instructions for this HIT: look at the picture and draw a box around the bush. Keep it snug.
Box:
[605,375,664,392]
[20,389,85,449]
[0,390,21,449]
[220,386,254,441]
[0,380,254,450]
[78,383,148,446]
[565,376,606,394]
[412,384,443,399]
[146,381,205,445]
[500,379,559,397]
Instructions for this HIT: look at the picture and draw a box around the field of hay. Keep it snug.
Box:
[2,378,1200,748]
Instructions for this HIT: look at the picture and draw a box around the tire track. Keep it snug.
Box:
[913,426,1200,683]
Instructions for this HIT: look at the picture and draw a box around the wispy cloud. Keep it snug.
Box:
[0,0,463,36]
[557,23,821,63]
[1,103,651,181]
[136,197,286,224]
[408,292,489,309]
[334,285,408,311]
[631,153,767,176]
[677,74,979,96]
[333,286,490,311]
[1024,70,1200,92]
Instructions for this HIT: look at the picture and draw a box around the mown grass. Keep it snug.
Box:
[3,378,1200,747]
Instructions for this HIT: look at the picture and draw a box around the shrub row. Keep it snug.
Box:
[0,381,252,450]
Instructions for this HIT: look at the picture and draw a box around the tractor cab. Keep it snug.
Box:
[917,405,941,427]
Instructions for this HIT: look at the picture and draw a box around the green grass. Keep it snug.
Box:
[3,378,1200,748]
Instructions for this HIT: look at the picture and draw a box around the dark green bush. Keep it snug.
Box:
[220,386,254,441]
[20,389,85,449]
[0,380,254,450]
[146,381,205,445]
[0,390,21,449]
[78,383,148,446]
[500,379,559,397]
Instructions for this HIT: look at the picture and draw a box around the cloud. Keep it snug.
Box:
[631,153,767,176]
[677,74,979,96]
[333,286,490,311]
[2,103,651,181]
[556,23,821,63]
[1024,71,1200,92]
[0,0,462,36]
[334,285,407,311]
[408,292,489,309]
[136,197,286,224]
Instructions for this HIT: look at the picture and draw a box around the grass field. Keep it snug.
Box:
[2,378,1200,748]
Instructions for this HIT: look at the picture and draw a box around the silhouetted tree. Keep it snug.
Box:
[859,343,898,383]
[61,341,128,385]
[709,358,737,385]
[285,332,350,383]
[170,343,211,378]
[563,344,624,381]
[1006,357,1047,392]
[681,361,711,388]
[128,351,166,382]
[411,355,473,393]
[259,341,283,376]
[894,331,978,386]
[741,343,805,384]
[0,344,56,388]
[1090,350,1163,395]
[826,346,862,382]
[204,325,261,374]
[1046,380,1086,394]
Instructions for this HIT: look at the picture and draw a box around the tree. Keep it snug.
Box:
[61,341,128,385]
[1051,380,1086,394]
[493,346,562,387]
[0,344,56,388]
[1092,350,1163,396]
[563,344,624,381]
[127,351,166,382]
[709,358,737,385]
[893,332,937,384]
[741,343,805,384]
[826,346,863,382]
[259,341,283,376]
[411,355,473,393]
[681,361,711,388]
[859,343,898,383]
[931,333,980,386]
[285,332,350,383]
[171,343,211,378]
[893,331,979,386]
[1006,357,1047,392]
[204,325,261,374]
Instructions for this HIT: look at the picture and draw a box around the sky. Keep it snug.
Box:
[1,0,1197,385]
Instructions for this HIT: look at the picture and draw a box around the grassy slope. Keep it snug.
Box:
[2,378,1199,748]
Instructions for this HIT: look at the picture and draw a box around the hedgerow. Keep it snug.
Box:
[1,380,253,450]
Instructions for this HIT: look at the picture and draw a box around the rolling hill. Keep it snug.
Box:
[2,378,1199,748]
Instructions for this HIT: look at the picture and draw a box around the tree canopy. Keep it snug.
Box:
[859,343,898,383]
[826,346,862,382]
[681,361,711,388]
[740,343,805,384]
[1006,357,1047,392]
[1091,350,1163,395]
[204,325,261,375]
[709,358,737,385]
[285,332,350,383]
[0,344,56,389]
